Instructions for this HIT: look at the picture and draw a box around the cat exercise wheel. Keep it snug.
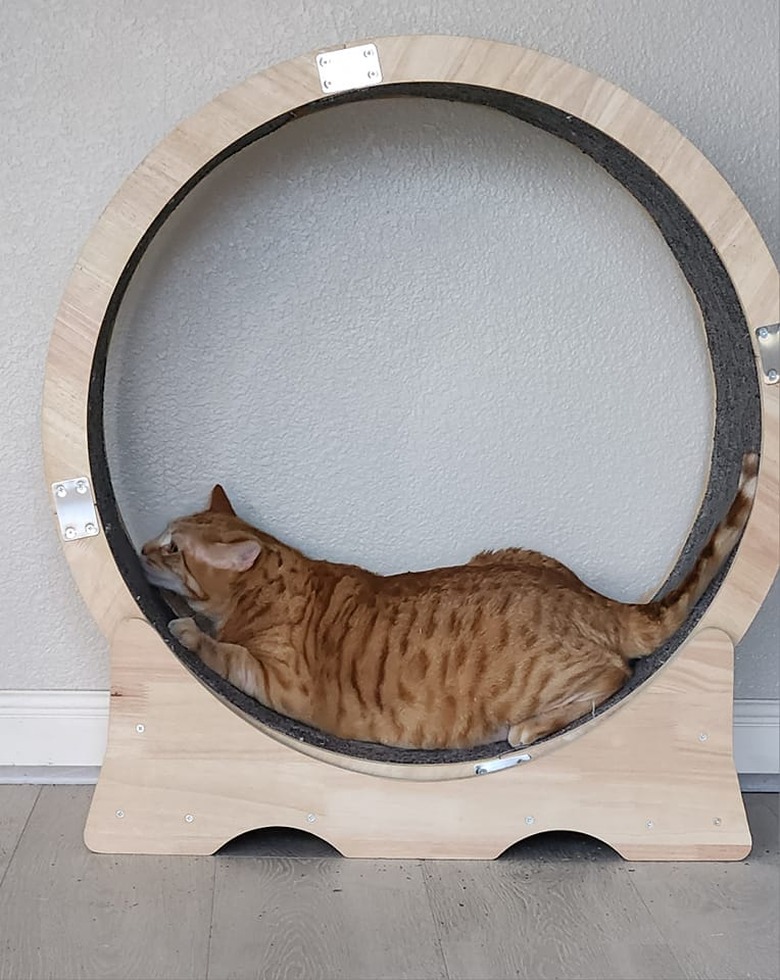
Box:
[42,35,779,858]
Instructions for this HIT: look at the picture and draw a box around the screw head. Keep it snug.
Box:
[367,70,377,79]
[767,369,779,383]
[699,732,709,742]
[713,817,722,826]
[185,814,194,823]
[646,820,654,829]
[84,523,97,535]
[55,484,67,498]
[135,723,145,734]
[306,813,317,823]
[322,79,331,89]
[318,55,329,67]
[63,526,77,540]
[116,809,125,819]
[75,480,88,494]
[524,815,535,826]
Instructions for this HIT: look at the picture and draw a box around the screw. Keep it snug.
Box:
[306,813,317,823]
[116,809,125,818]
[768,369,779,383]
[318,56,329,67]
[646,820,654,829]
[367,70,378,79]
[55,484,67,498]
[699,732,709,742]
[757,327,769,340]
[713,817,722,826]
[75,480,88,494]
[322,79,331,90]
[63,526,77,540]
[85,523,97,535]
[525,815,535,826]
[185,814,194,823]
[363,47,372,57]
[135,724,145,734]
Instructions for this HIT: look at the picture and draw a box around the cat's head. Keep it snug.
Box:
[140,485,262,607]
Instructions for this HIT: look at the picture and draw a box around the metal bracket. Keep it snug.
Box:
[52,477,100,541]
[755,323,779,384]
[316,43,382,95]
[475,753,532,775]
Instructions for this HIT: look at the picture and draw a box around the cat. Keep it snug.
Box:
[140,453,757,750]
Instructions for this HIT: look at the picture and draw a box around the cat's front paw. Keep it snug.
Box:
[169,617,203,653]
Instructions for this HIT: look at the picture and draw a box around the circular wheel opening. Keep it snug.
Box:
[67,79,762,766]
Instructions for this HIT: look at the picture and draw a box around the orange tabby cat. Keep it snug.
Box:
[141,454,757,749]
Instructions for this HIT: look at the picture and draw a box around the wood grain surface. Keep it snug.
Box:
[82,620,751,860]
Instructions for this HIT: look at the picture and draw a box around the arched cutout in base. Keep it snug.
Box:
[216,826,342,858]
[497,830,622,862]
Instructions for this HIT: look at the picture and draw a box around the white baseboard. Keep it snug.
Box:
[733,699,780,775]
[0,691,108,767]
[0,766,101,784]
[0,691,777,780]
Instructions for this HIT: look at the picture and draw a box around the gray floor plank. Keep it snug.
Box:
[744,792,779,864]
[0,785,39,885]
[627,794,779,980]
[422,833,685,980]
[0,786,213,980]
[0,788,776,980]
[208,849,447,980]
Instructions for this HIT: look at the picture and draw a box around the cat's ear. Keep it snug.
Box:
[208,484,235,516]
[198,539,261,572]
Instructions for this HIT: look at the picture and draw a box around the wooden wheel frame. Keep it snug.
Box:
[42,35,779,858]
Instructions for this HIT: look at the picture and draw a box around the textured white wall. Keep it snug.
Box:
[1,0,777,697]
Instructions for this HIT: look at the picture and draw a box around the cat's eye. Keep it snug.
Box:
[167,541,179,555]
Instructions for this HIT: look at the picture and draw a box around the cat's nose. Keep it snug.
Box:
[141,542,151,556]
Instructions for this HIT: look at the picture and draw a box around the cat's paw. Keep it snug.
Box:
[169,617,203,653]
[507,723,535,748]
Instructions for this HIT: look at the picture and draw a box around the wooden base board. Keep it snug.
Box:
[84,620,750,860]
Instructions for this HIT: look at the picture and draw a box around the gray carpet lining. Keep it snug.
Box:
[88,83,760,767]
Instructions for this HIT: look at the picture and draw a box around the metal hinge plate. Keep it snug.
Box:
[756,323,779,384]
[52,477,100,541]
[316,43,382,95]
[475,753,532,775]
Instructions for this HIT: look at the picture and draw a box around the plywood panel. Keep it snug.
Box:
[84,621,750,860]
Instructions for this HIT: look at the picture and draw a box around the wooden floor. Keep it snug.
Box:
[0,788,777,980]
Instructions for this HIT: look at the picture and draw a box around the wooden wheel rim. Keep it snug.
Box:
[42,35,779,772]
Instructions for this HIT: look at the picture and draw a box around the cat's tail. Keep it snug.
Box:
[618,451,758,658]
